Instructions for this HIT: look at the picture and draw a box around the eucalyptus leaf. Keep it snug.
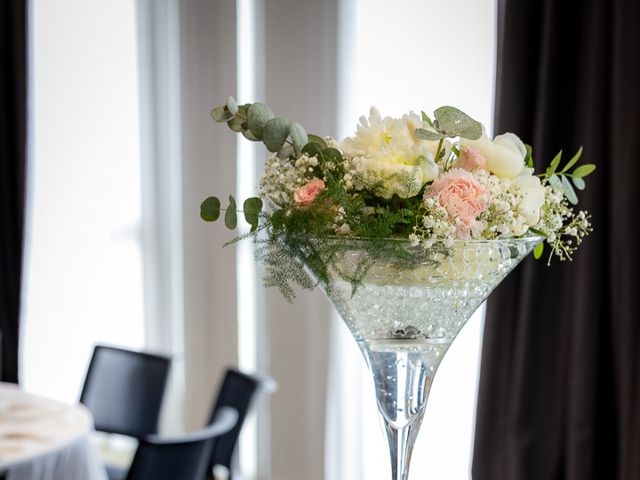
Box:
[322,147,343,164]
[242,129,260,141]
[433,106,482,139]
[227,115,244,132]
[572,176,586,190]
[226,96,238,115]
[247,102,275,138]
[560,146,583,173]
[421,111,434,127]
[243,197,263,232]
[307,134,327,148]
[289,122,308,154]
[301,142,323,158]
[415,128,446,141]
[572,164,596,178]
[533,241,544,260]
[236,104,250,118]
[561,175,579,204]
[277,144,295,159]
[211,106,234,122]
[263,117,290,152]
[200,196,221,222]
[225,195,237,229]
[548,174,563,192]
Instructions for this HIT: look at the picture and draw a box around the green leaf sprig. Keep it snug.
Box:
[212,96,316,158]
[200,195,264,232]
[415,106,483,171]
[538,147,596,205]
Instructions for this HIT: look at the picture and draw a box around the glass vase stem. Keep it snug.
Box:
[366,339,446,480]
[383,412,425,480]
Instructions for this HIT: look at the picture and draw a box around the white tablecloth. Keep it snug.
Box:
[0,383,107,480]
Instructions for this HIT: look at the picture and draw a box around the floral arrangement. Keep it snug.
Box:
[202,97,594,300]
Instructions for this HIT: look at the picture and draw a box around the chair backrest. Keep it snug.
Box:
[80,344,171,438]
[127,407,238,480]
[207,369,263,475]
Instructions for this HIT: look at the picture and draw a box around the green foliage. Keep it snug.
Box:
[533,241,544,259]
[415,106,482,142]
[301,142,323,158]
[421,111,434,127]
[263,118,290,152]
[255,235,317,303]
[289,122,308,154]
[243,197,263,232]
[414,129,445,141]
[560,146,582,173]
[433,106,483,140]
[200,196,221,221]
[572,177,586,190]
[200,194,263,231]
[211,97,332,161]
[546,150,563,176]
[525,144,533,168]
[307,134,327,148]
[572,164,596,177]
[247,102,274,138]
[226,96,238,115]
[540,146,595,205]
[252,215,443,302]
[225,195,237,229]
[227,115,245,132]
[211,106,234,122]
[561,175,578,205]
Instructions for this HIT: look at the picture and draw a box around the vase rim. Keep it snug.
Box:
[292,234,544,246]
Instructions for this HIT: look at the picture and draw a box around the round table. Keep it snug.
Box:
[0,383,107,480]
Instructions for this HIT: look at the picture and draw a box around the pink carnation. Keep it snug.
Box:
[454,146,487,172]
[294,178,325,206]
[425,169,488,239]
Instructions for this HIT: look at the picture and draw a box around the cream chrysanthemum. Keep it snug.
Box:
[341,107,439,198]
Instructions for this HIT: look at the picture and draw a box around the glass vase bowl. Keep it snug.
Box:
[294,236,542,480]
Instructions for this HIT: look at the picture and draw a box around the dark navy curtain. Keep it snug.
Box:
[0,0,28,383]
[473,0,640,478]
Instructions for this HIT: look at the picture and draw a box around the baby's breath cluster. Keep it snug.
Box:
[259,155,297,206]
[477,173,531,238]
[535,186,592,263]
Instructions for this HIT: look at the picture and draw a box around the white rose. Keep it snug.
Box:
[461,131,526,179]
[510,174,545,226]
[491,133,527,179]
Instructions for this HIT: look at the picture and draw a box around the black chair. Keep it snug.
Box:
[124,407,238,480]
[80,344,171,439]
[207,369,277,479]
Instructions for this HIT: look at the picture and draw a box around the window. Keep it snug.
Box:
[22,0,145,403]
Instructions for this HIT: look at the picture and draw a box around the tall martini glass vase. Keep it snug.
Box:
[300,236,541,480]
